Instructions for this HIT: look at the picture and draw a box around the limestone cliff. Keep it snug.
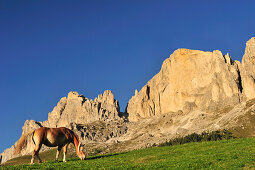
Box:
[241,37,255,100]
[44,90,120,128]
[126,38,255,121]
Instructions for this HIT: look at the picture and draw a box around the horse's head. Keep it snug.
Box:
[77,143,86,160]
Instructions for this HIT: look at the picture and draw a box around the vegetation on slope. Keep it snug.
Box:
[2,137,255,169]
[159,129,234,147]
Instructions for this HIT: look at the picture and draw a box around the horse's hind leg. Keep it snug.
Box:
[36,143,43,163]
[31,143,42,164]
[56,146,63,162]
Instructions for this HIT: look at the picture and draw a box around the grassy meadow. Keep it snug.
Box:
[2,137,255,169]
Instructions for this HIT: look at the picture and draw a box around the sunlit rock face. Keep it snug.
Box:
[44,90,120,127]
[241,37,255,100]
[126,38,255,121]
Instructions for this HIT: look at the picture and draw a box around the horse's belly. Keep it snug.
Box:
[44,134,67,147]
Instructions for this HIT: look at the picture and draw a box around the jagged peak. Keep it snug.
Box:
[223,53,233,65]
[67,90,115,101]
[172,48,205,57]
[97,90,114,98]
[170,48,226,63]
[246,37,255,46]
[67,91,80,99]
[243,37,255,63]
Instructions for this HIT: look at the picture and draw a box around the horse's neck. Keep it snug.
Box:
[72,133,80,151]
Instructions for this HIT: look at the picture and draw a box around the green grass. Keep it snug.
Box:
[2,137,255,169]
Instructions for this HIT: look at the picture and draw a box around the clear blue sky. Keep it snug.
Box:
[0,0,255,153]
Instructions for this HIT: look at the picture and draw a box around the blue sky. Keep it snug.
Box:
[0,0,255,153]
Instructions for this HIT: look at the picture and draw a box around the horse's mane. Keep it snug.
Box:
[68,129,80,146]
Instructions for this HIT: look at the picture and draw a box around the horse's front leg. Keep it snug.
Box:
[63,144,69,162]
[55,146,63,162]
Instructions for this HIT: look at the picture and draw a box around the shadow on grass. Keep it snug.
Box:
[88,152,126,160]
[67,152,128,162]
[2,152,128,167]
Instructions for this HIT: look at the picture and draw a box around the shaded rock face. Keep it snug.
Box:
[73,121,128,143]
[126,38,255,121]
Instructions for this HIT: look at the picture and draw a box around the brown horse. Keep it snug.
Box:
[15,127,85,164]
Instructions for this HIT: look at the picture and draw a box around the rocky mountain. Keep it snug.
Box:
[1,37,255,165]
[126,38,255,121]
[21,90,121,134]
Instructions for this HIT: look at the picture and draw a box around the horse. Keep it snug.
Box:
[15,127,86,164]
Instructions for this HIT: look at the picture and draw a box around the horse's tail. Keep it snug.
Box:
[14,130,35,155]
[31,130,36,145]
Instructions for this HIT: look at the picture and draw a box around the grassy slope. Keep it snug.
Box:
[2,145,77,166]
[2,137,255,169]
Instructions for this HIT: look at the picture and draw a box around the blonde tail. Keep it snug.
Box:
[14,131,34,155]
